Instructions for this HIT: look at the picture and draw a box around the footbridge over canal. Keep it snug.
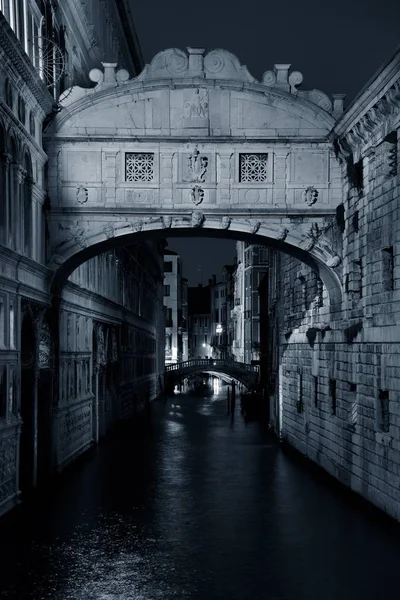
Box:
[165,359,260,391]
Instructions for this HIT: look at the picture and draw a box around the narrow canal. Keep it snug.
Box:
[1,388,400,599]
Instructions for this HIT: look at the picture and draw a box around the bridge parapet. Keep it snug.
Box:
[165,359,259,389]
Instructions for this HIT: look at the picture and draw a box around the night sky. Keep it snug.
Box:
[130,0,400,284]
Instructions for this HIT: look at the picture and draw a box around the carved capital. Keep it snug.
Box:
[17,166,27,183]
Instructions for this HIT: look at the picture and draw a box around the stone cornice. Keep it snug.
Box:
[334,45,400,136]
[332,46,400,156]
[45,134,331,145]
[0,14,55,116]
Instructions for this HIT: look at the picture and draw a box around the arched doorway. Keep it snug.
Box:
[19,310,36,493]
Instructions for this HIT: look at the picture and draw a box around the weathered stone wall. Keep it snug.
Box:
[277,49,400,520]
[55,240,165,470]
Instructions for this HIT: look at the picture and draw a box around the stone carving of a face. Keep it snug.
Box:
[221,216,231,230]
[191,211,204,228]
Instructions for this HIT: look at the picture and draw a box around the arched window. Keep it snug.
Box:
[0,121,6,244]
[8,136,19,250]
[23,151,33,257]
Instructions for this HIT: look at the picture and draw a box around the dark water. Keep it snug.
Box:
[1,390,400,599]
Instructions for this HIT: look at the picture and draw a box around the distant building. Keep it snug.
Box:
[232,242,273,364]
[210,266,235,359]
[188,284,211,359]
[163,250,185,364]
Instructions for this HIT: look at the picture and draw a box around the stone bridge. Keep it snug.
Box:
[44,46,344,308]
[165,359,260,390]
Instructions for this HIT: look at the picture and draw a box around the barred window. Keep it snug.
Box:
[126,153,154,182]
[239,153,268,182]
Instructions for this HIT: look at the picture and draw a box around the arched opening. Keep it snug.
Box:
[8,135,19,250]
[19,309,36,493]
[50,227,342,310]
[22,150,33,257]
[0,120,6,245]
[37,316,53,483]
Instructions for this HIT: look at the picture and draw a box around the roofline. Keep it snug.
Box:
[114,0,145,76]
[333,43,400,136]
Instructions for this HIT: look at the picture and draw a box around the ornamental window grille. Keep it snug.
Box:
[239,153,268,182]
[125,153,154,182]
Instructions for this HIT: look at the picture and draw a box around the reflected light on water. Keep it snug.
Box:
[213,377,220,395]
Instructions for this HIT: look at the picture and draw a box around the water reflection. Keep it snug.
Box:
[1,391,400,599]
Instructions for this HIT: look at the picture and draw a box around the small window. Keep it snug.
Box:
[5,78,13,109]
[384,131,398,178]
[125,152,154,182]
[378,389,390,432]
[314,376,318,407]
[164,285,170,296]
[296,373,303,413]
[382,247,394,291]
[329,379,337,415]
[239,153,268,182]
[352,210,359,233]
[18,95,26,124]
[164,261,173,272]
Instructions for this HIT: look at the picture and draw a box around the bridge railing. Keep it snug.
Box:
[165,359,259,375]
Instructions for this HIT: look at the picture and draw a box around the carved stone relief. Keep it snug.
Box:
[184,88,208,119]
[103,224,114,239]
[302,186,319,206]
[162,215,172,228]
[131,219,144,232]
[185,146,208,183]
[248,220,261,235]
[76,185,88,204]
[190,185,204,205]
[327,256,341,268]
[276,226,289,241]
[220,216,231,230]
[57,221,88,249]
[39,322,52,369]
[191,211,204,227]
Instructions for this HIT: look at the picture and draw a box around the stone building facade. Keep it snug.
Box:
[163,249,187,364]
[209,266,235,360]
[0,4,165,519]
[274,49,400,520]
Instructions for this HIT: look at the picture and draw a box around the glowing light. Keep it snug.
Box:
[202,343,207,348]
[216,324,223,333]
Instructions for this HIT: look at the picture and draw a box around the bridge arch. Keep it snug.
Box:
[49,225,342,308]
[44,47,344,310]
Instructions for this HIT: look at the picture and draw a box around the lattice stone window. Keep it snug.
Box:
[125,153,154,182]
[239,153,268,182]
